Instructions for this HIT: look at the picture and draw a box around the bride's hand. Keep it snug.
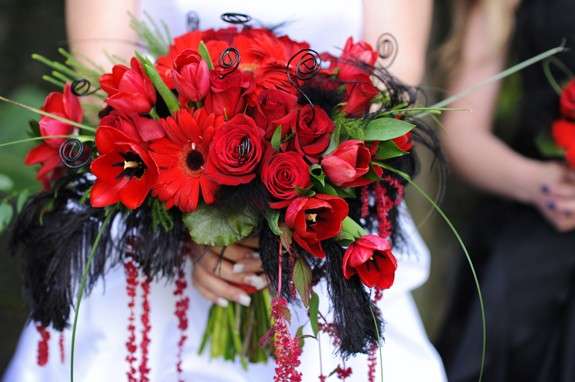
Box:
[528,162,575,232]
[190,236,268,307]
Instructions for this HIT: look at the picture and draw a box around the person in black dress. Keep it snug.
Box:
[437,0,575,381]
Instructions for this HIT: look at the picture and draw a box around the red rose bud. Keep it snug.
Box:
[206,114,265,185]
[552,119,575,150]
[150,109,221,212]
[342,235,397,290]
[343,73,379,117]
[100,57,157,114]
[393,132,413,152]
[294,105,335,161]
[560,80,575,121]
[90,126,158,209]
[168,49,210,102]
[285,194,349,258]
[255,89,298,139]
[321,140,372,187]
[262,151,311,208]
[205,69,253,117]
[39,83,83,147]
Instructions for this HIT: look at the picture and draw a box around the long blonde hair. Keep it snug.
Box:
[439,0,517,73]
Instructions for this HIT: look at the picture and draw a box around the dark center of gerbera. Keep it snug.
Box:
[113,151,147,179]
[186,145,205,171]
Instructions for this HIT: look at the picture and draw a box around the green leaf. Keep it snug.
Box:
[536,132,565,158]
[375,140,408,160]
[183,203,258,246]
[293,258,313,307]
[0,174,14,191]
[295,325,306,348]
[271,126,282,151]
[28,120,41,138]
[309,164,325,187]
[325,123,342,155]
[135,52,179,115]
[309,291,320,337]
[337,216,367,243]
[0,203,13,232]
[364,118,415,142]
[16,189,30,212]
[198,41,214,70]
[264,208,282,236]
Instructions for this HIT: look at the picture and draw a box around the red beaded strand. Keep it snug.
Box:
[35,324,50,366]
[174,268,190,382]
[139,276,152,382]
[59,331,65,364]
[124,256,139,382]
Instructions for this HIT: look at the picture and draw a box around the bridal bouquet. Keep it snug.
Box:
[2,13,429,382]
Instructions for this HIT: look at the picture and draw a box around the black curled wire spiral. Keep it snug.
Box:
[286,49,321,110]
[220,12,252,25]
[217,47,241,78]
[186,11,200,31]
[376,33,399,69]
[71,79,100,97]
[58,139,92,169]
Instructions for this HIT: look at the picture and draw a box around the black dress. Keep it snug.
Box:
[438,0,575,381]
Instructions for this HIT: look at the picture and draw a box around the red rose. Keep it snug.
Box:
[552,119,575,150]
[294,105,335,161]
[168,49,210,102]
[24,144,65,190]
[262,151,311,208]
[150,108,222,212]
[255,89,298,139]
[100,58,157,114]
[321,140,372,187]
[90,126,158,209]
[39,84,83,147]
[204,69,253,117]
[205,114,265,185]
[343,74,379,117]
[337,37,378,80]
[285,194,349,258]
[393,132,413,152]
[342,235,397,289]
[560,80,575,121]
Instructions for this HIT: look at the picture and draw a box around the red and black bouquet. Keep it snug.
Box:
[1,13,437,381]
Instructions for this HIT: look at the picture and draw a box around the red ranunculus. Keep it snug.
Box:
[90,126,158,209]
[205,114,265,185]
[321,140,372,187]
[342,234,397,289]
[204,69,253,117]
[39,83,83,147]
[167,49,210,102]
[100,58,157,114]
[285,194,349,258]
[262,151,311,208]
[255,89,298,139]
[560,80,575,121]
[393,132,413,152]
[552,118,575,150]
[150,108,222,212]
[343,73,379,117]
[294,105,335,161]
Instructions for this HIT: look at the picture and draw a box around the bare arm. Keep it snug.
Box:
[362,0,432,86]
[441,1,575,231]
[65,0,139,70]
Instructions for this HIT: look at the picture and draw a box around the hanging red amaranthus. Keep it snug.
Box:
[173,268,190,382]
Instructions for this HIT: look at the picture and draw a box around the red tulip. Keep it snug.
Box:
[321,140,372,187]
[39,83,83,147]
[342,235,397,290]
[168,49,210,102]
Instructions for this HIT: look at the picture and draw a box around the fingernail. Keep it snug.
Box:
[547,201,556,210]
[541,184,550,194]
[245,275,267,290]
[216,298,229,308]
[237,294,251,307]
[232,263,245,273]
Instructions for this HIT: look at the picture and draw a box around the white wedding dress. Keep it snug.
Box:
[3,1,446,381]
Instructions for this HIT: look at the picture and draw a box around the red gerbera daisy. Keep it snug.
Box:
[150,108,223,212]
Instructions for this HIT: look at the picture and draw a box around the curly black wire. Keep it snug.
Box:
[286,49,321,112]
[217,47,241,78]
[376,33,399,69]
[58,139,92,169]
[186,11,200,31]
[71,79,100,97]
[220,12,252,25]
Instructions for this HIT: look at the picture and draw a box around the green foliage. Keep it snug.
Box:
[183,203,259,246]
[136,52,180,115]
[150,199,174,232]
[271,126,283,151]
[129,12,171,58]
[375,140,407,161]
[536,132,565,158]
[198,41,215,70]
[308,291,320,337]
[364,118,415,141]
[293,258,313,307]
